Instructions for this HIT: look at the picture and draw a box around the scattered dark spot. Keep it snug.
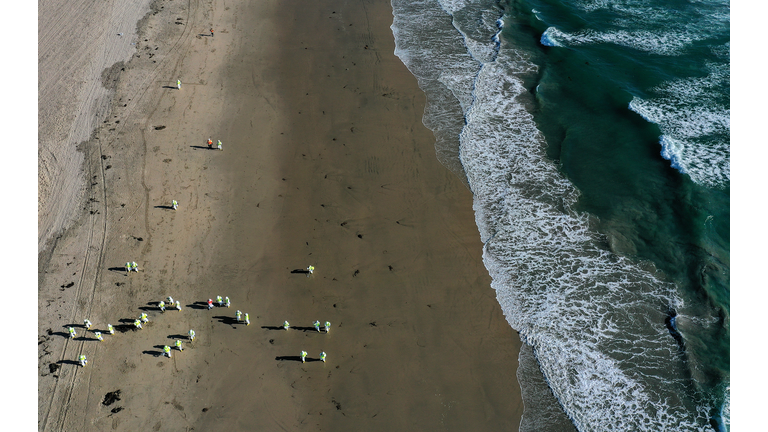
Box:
[282,178,286,181]
[333,400,342,410]
[357,234,362,239]
[46,328,53,335]
[121,204,125,207]
[202,408,209,412]
[333,304,337,308]
[340,222,347,226]
[111,406,123,414]
[427,304,432,308]
[364,45,369,49]
[102,390,122,406]
[269,339,274,344]
[369,322,377,327]
[115,282,125,287]
[353,270,359,277]
[61,282,75,288]
[114,120,120,124]
[105,165,112,170]
[136,237,143,241]
[154,125,166,130]
[49,363,60,374]
[101,155,108,160]
[347,186,352,189]
[388,265,393,271]
[163,159,172,163]
[321,204,325,207]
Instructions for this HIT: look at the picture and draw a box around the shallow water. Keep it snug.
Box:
[391,0,729,430]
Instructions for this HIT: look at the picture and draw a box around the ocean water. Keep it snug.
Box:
[390,0,729,431]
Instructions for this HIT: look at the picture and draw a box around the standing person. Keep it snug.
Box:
[324,321,331,333]
[167,296,174,305]
[207,299,214,310]
[164,346,172,358]
[107,324,114,335]
[134,319,142,330]
[283,321,290,330]
[172,200,178,210]
[313,321,321,332]
[68,327,77,339]
[83,319,92,330]
[158,301,166,312]
[236,310,242,322]
[217,140,222,151]
[175,300,182,311]
[177,79,181,90]
[95,332,103,342]
[320,352,326,362]
[140,313,149,323]
[175,340,183,351]
[307,265,314,274]
[210,27,214,37]
[125,262,131,273]
[131,262,138,272]
[188,330,196,341]
[79,355,88,367]
[216,296,223,307]
[225,296,231,308]
[207,138,213,149]
[244,313,250,326]
[301,351,308,363]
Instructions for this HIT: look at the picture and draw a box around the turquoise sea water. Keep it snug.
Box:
[391,0,729,430]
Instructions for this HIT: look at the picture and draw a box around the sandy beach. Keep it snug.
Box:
[38,0,525,430]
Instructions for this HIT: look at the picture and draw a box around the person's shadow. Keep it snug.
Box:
[154,205,175,210]
[213,316,239,327]
[291,269,311,274]
[188,302,209,310]
[275,355,303,362]
[189,145,215,150]
[162,85,177,89]
[261,325,286,331]
[57,359,82,366]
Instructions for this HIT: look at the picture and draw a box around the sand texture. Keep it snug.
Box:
[38,0,524,430]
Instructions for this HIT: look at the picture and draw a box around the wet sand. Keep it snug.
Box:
[38,0,524,430]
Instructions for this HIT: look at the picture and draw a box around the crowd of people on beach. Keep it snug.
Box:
[62,69,335,374]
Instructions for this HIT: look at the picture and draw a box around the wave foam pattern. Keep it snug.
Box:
[391,0,724,430]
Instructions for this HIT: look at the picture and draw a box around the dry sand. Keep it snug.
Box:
[38,0,525,430]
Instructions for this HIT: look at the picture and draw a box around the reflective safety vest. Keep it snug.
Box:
[164,346,171,352]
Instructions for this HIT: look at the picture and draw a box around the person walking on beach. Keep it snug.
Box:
[217,296,223,307]
[283,321,290,330]
[313,320,321,332]
[95,331,103,342]
[108,324,115,335]
[175,300,182,310]
[188,329,196,341]
[207,299,214,310]
[83,319,92,330]
[175,340,183,351]
[125,262,131,273]
[159,301,166,313]
[320,352,326,363]
[217,140,222,151]
[324,321,331,333]
[132,262,139,272]
[177,79,182,90]
[140,313,149,324]
[134,319,143,330]
[207,138,213,149]
[164,345,172,358]
[69,327,77,339]
[210,27,214,37]
[236,310,242,322]
[225,296,231,308]
[167,296,174,305]
[79,355,88,367]
[307,265,314,275]
[244,313,250,326]
[301,351,307,363]
[172,200,178,210]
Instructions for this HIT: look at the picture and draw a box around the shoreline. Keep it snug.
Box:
[38,0,525,430]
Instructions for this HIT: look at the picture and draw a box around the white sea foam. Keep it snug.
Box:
[628,63,730,188]
[391,0,725,430]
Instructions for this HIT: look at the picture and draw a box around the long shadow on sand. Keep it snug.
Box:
[290,269,311,274]
[188,302,210,310]
[189,145,215,150]
[154,205,175,210]
[213,316,240,327]
[108,267,130,274]
[261,326,288,331]
[57,359,82,366]
[276,356,323,363]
